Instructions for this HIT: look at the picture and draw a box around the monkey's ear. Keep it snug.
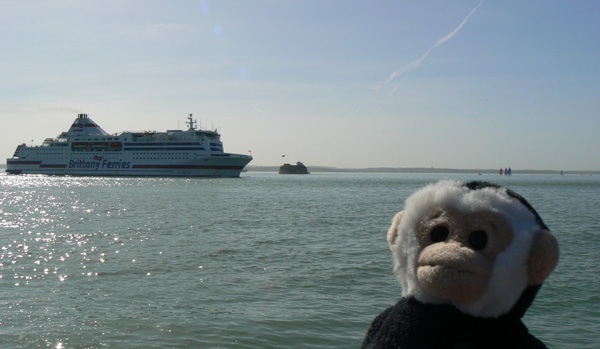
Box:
[527,230,559,285]
[387,211,404,246]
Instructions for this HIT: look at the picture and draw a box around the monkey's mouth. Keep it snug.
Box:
[417,264,484,283]
[419,263,480,277]
[416,241,493,302]
[417,263,489,302]
[417,248,491,277]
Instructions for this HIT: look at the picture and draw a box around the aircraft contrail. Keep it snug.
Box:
[385,0,484,83]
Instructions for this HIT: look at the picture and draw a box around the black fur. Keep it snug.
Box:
[362,288,547,349]
[463,181,548,231]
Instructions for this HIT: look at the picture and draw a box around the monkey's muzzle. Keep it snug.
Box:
[417,242,492,302]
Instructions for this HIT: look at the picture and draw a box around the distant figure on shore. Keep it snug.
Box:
[500,168,503,175]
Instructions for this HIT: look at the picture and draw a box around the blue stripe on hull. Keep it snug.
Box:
[40,164,67,168]
[7,160,42,165]
[124,142,202,146]
[123,147,206,151]
[131,164,244,170]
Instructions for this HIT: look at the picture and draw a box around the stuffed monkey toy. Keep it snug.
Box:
[362,181,559,349]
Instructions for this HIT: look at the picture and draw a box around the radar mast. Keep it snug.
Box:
[186,113,198,130]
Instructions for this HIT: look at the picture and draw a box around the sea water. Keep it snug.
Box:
[0,172,598,348]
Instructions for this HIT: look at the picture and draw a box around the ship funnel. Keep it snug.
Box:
[68,113,109,136]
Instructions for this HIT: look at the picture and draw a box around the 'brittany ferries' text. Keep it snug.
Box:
[68,159,132,170]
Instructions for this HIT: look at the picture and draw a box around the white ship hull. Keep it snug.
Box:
[7,155,251,177]
[6,113,252,177]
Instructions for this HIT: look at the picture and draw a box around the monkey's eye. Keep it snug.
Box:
[430,226,449,243]
[469,230,488,250]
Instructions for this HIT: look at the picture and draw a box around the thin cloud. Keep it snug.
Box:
[251,104,267,114]
[386,1,484,83]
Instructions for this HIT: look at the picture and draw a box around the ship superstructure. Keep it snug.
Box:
[6,113,252,177]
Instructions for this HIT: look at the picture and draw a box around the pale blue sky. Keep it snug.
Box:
[1,1,598,170]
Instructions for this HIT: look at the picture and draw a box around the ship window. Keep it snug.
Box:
[110,142,123,151]
[72,142,90,152]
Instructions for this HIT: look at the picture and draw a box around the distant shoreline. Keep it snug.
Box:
[248,165,599,175]
[0,164,597,176]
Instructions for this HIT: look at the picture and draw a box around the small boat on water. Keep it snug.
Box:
[279,161,310,174]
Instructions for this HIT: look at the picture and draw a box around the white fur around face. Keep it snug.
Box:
[389,180,541,318]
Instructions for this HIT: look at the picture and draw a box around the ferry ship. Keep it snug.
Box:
[6,113,252,177]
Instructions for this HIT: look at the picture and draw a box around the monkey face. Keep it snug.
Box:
[415,208,514,302]
[387,181,559,318]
